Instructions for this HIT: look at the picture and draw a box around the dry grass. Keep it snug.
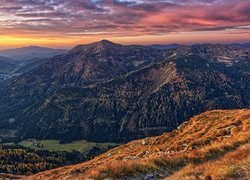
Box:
[168,143,250,180]
[27,109,250,180]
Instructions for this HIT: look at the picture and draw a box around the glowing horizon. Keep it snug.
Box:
[0,0,250,48]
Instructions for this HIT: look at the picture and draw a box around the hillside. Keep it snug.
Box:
[0,56,18,73]
[0,56,19,81]
[28,109,250,179]
[0,41,249,142]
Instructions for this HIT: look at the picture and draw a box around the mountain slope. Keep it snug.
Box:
[27,109,250,179]
[0,56,18,74]
[0,40,168,141]
[14,57,50,74]
[0,42,249,143]
[15,45,250,142]
[0,56,19,81]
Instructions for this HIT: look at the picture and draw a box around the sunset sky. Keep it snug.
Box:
[0,0,250,49]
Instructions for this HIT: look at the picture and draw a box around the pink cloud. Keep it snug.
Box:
[0,0,249,38]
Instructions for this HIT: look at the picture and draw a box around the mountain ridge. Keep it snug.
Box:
[0,41,249,143]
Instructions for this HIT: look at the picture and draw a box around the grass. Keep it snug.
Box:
[87,138,250,179]
[168,143,250,180]
[27,109,250,180]
[18,139,119,152]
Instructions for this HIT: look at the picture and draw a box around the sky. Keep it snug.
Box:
[0,0,250,49]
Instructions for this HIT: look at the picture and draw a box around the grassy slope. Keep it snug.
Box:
[18,139,119,152]
[27,109,250,180]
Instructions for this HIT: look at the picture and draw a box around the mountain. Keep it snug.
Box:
[27,109,250,179]
[228,43,250,49]
[0,41,249,143]
[6,40,166,85]
[0,46,67,61]
[149,43,180,50]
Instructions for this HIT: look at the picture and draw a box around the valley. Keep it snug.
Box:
[0,46,67,82]
[18,139,119,153]
[0,139,118,178]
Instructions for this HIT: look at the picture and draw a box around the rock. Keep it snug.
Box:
[144,173,154,180]
[142,140,147,145]
[124,156,138,160]
[106,153,112,157]
[182,143,188,147]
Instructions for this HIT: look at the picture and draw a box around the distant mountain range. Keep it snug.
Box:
[0,46,67,82]
[149,43,180,50]
[0,46,67,61]
[227,43,250,49]
[0,40,249,143]
[149,43,250,50]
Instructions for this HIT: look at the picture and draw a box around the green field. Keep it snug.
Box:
[18,139,119,152]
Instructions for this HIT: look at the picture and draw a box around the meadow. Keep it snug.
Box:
[18,139,119,152]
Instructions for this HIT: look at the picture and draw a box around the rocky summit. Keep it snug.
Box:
[0,40,249,142]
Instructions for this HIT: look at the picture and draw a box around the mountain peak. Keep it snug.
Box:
[94,39,121,50]
[98,39,114,44]
[69,40,122,54]
[94,39,121,48]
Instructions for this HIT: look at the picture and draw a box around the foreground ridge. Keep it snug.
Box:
[28,109,250,179]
